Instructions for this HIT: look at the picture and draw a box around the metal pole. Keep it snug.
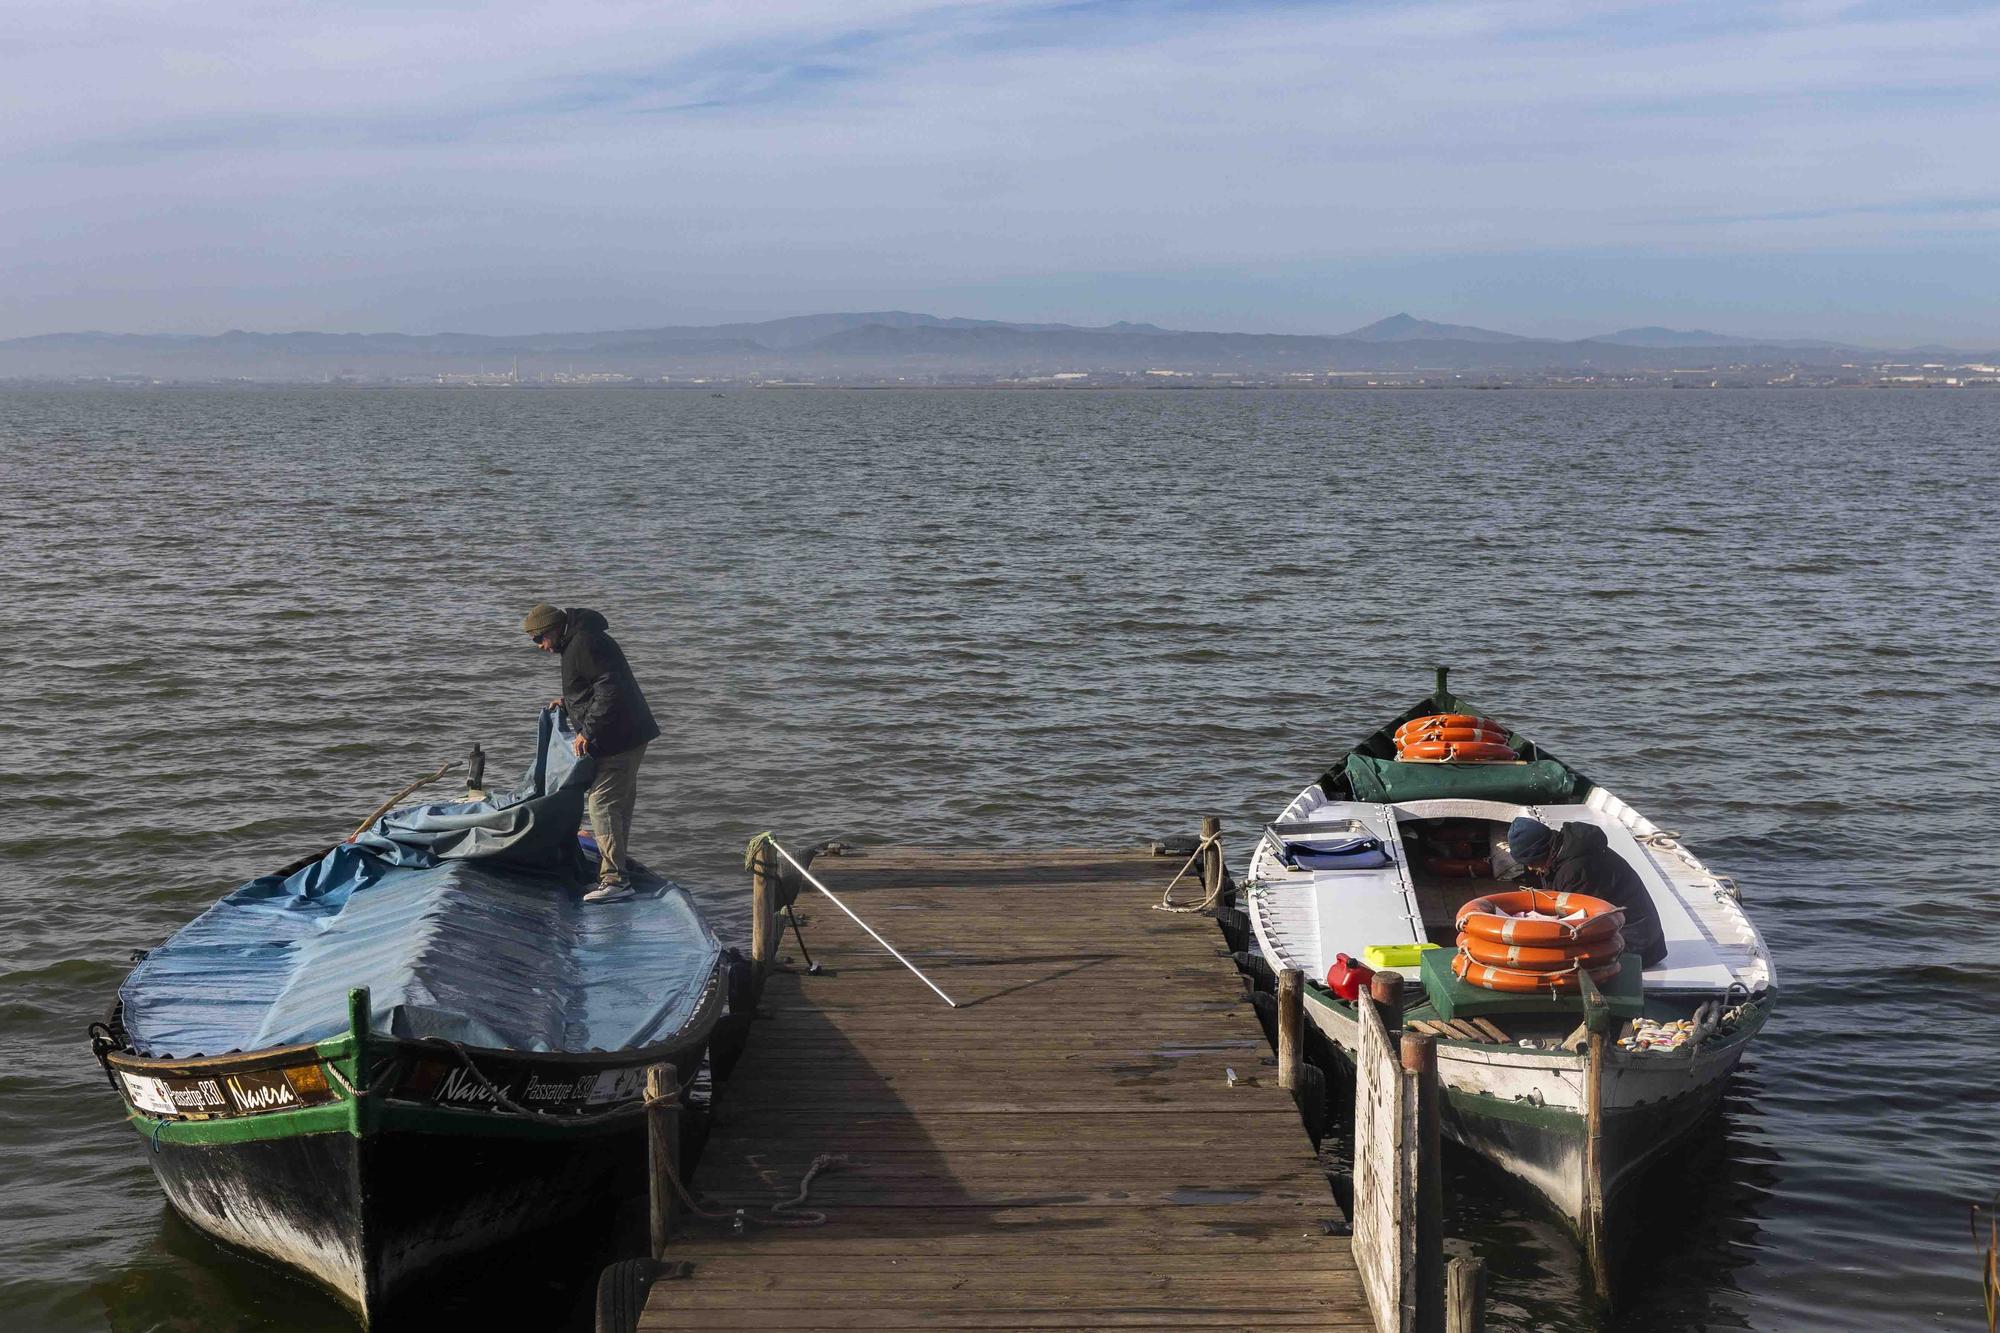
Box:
[760,837,958,1008]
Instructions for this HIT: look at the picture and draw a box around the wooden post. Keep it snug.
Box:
[343,987,373,1135]
[1445,1257,1486,1333]
[1369,970,1406,1031]
[1582,1024,1612,1300]
[1578,969,1613,1301]
[345,987,371,1085]
[1354,983,1421,1333]
[1277,968,1303,1091]
[646,1063,680,1259]
[750,844,776,978]
[1402,1033,1444,1333]
[1199,815,1223,905]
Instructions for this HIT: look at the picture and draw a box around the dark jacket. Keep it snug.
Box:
[557,608,660,758]
[1542,822,1668,967]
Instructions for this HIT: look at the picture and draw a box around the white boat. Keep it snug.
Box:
[1242,670,1775,1292]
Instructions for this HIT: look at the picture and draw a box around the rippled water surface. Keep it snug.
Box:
[2,386,1996,1332]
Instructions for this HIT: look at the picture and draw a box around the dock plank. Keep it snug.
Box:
[637,846,1358,1330]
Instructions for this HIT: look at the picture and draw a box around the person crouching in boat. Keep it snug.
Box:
[1504,817,1669,967]
[523,603,662,904]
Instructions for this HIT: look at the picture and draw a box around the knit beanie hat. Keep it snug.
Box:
[522,603,566,638]
[1505,817,1555,867]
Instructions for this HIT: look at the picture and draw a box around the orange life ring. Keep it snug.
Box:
[1452,950,1623,993]
[1398,739,1518,763]
[1425,856,1495,879]
[1455,930,1625,971]
[1456,890,1624,945]
[1399,725,1509,745]
[1395,713,1505,742]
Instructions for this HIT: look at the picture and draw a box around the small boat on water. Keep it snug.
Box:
[1242,669,1775,1286]
[91,709,738,1321]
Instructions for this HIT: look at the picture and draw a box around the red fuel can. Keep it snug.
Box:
[1325,952,1375,1001]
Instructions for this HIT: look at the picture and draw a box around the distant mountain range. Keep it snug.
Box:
[1,310,1988,382]
[1340,313,1532,344]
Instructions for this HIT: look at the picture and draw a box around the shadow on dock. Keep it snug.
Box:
[620,845,1357,1330]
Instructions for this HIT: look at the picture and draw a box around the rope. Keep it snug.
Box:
[1153,832,1225,914]
[747,833,959,1007]
[331,1042,840,1226]
[644,1088,842,1228]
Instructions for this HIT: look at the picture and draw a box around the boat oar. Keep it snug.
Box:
[748,834,957,1008]
[345,761,457,843]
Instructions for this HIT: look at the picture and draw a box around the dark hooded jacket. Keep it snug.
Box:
[557,608,660,758]
[1543,822,1668,967]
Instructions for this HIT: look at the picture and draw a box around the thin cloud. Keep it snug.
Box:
[4,0,1999,338]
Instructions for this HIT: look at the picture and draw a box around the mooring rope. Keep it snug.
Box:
[743,832,958,1007]
[644,1087,842,1229]
[320,1042,840,1226]
[326,1062,364,1101]
[1153,831,1226,914]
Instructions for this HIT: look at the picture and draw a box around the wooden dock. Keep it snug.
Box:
[624,843,1369,1330]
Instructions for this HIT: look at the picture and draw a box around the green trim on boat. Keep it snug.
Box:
[127,1094,645,1147]
[128,1099,353,1147]
[1442,1087,1585,1135]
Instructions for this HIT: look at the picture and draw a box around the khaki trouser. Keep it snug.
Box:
[585,743,646,885]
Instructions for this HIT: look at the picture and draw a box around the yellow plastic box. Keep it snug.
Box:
[1363,942,1442,970]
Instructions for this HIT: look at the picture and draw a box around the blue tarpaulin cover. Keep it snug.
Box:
[119,709,721,1058]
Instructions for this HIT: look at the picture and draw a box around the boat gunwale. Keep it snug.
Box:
[1300,975,1775,1067]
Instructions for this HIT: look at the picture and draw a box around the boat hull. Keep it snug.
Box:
[1302,987,1760,1229]
[143,1112,649,1317]
[103,981,722,1324]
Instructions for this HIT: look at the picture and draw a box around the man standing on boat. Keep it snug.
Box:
[1505,817,1670,967]
[522,603,661,904]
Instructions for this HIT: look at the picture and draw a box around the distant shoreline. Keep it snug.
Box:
[0,378,1981,392]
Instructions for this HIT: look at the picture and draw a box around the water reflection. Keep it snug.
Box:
[1321,1060,1784,1332]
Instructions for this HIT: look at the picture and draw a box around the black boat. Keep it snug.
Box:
[92,710,736,1321]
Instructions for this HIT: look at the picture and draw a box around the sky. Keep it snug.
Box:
[4,0,1999,342]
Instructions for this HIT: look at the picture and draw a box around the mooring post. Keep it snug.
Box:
[342,988,376,1134]
[1580,973,1615,1301]
[646,1063,680,1259]
[1277,967,1304,1091]
[750,843,776,979]
[1199,815,1223,905]
[344,986,372,1093]
[1368,970,1405,1032]
[1402,1032,1444,1333]
[1446,1256,1487,1333]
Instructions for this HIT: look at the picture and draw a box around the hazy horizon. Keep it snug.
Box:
[9,307,1993,353]
[7,2,1999,344]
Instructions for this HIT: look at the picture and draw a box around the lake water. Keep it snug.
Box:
[2,385,1996,1331]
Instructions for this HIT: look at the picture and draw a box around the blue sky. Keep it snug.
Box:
[4,0,1998,341]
